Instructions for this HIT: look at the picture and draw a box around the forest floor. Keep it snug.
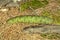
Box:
[0,0,60,40]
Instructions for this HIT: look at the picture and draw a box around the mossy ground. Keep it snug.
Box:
[42,10,60,25]
[20,0,48,11]
[7,16,53,24]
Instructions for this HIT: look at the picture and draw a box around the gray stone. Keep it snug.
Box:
[23,24,60,34]
[0,0,21,8]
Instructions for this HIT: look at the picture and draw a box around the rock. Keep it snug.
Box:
[23,24,60,34]
[0,0,21,8]
[6,2,19,7]
[0,0,11,8]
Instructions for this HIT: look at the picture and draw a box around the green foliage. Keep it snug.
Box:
[20,0,48,11]
[6,15,53,24]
